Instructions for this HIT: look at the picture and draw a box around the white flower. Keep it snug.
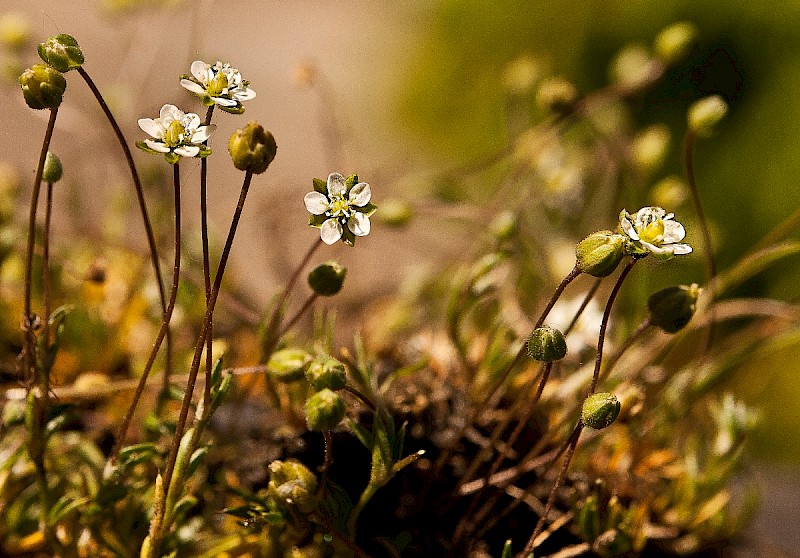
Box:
[304,173,376,246]
[136,104,215,164]
[180,60,255,114]
[619,206,692,259]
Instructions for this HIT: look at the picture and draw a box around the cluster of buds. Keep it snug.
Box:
[19,34,84,110]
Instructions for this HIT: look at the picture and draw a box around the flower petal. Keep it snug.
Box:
[620,217,639,241]
[348,182,371,206]
[327,173,347,197]
[304,191,329,215]
[662,220,686,243]
[138,118,163,138]
[211,96,238,107]
[160,104,182,122]
[320,219,343,245]
[174,145,200,157]
[639,240,665,254]
[181,79,206,95]
[670,243,693,255]
[347,213,371,236]
[192,124,215,143]
[144,139,170,153]
[234,88,256,101]
[190,60,209,83]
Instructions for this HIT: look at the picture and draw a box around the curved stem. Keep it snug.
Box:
[587,259,636,396]
[42,181,54,366]
[111,163,182,460]
[23,107,58,384]
[278,293,318,338]
[598,317,651,384]
[77,67,170,371]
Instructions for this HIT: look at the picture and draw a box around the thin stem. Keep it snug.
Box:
[111,163,183,460]
[162,170,253,490]
[588,259,636,396]
[278,293,318,338]
[23,108,58,384]
[598,317,651,384]
[344,384,377,412]
[263,239,323,358]
[520,423,584,558]
[321,430,334,472]
[201,105,215,407]
[42,181,54,354]
[77,67,170,370]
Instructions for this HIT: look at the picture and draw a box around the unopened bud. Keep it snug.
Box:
[688,95,728,137]
[37,34,84,73]
[581,392,621,430]
[527,325,567,362]
[379,199,413,227]
[268,459,318,514]
[267,348,312,383]
[647,283,701,333]
[305,358,347,391]
[0,13,30,50]
[575,231,625,277]
[228,121,277,174]
[610,45,654,90]
[536,77,578,113]
[632,124,670,173]
[654,22,698,65]
[305,388,346,431]
[42,152,62,184]
[307,261,346,296]
[19,63,66,110]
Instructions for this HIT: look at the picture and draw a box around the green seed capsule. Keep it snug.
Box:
[42,152,62,184]
[267,348,312,383]
[305,358,347,391]
[307,261,346,296]
[527,325,567,362]
[647,283,701,333]
[305,388,346,431]
[581,393,621,430]
[37,33,83,72]
[228,121,277,174]
[688,95,728,137]
[576,231,625,277]
[267,459,318,514]
[19,63,66,110]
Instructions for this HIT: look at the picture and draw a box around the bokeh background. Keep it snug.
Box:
[2,0,800,553]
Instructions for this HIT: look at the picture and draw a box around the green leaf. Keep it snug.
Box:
[345,174,359,192]
[713,241,800,297]
[135,140,161,155]
[196,145,213,158]
[357,202,377,217]
[210,358,224,388]
[118,442,160,468]
[172,495,199,524]
[341,226,357,247]
[394,421,407,462]
[347,418,373,449]
[313,177,328,194]
[48,495,88,526]
[219,104,245,115]
[500,539,513,558]
[371,413,394,483]
[308,214,327,227]
[317,479,353,533]
[187,447,208,479]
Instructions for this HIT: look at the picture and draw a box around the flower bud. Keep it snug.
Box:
[654,22,698,65]
[379,199,413,227]
[19,63,66,110]
[575,231,625,277]
[228,121,277,174]
[42,152,62,184]
[0,13,30,50]
[37,34,84,72]
[609,45,654,90]
[527,325,567,362]
[267,348,312,383]
[581,392,621,430]
[632,124,670,174]
[688,95,728,137]
[305,388,346,431]
[267,459,318,514]
[307,261,346,296]
[536,77,578,113]
[305,358,347,391]
[647,283,701,333]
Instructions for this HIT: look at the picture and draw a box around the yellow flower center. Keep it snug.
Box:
[638,219,665,245]
[208,72,229,96]
[328,197,350,217]
[164,121,186,147]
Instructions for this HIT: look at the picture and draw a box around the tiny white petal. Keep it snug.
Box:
[639,240,664,254]
[304,192,329,215]
[184,113,201,130]
[192,124,215,143]
[211,96,238,107]
[144,139,171,153]
[190,60,209,82]
[160,104,182,122]
[235,88,256,101]
[175,145,200,157]
[138,118,164,138]
[348,182,371,206]
[327,173,347,197]
[671,243,693,255]
[662,220,686,243]
[620,218,639,241]
[320,219,343,245]
[180,79,206,95]
[348,213,371,236]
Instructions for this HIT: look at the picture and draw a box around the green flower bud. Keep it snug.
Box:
[305,388,346,431]
[379,199,413,227]
[609,45,654,90]
[305,358,347,391]
[267,348,312,383]
[536,77,578,113]
[307,261,346,296]
[267,459,318,514]
[37,34,84,73]
[0,13,30,50]
[42,152,62,184]
[654,22,698,65]
[688,95,728,137]
[19,63,66,110]
[228,121,277,174]
[581,393,621,430]
[575,231,625,277]
[649,175,688,209]
[647,283,701,333]
[527,325,567,362]
[632,124,670,174]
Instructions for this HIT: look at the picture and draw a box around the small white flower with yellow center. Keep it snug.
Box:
[304,173,376,246]
[619,206,692,259]
[136,104,215,164]
[180,60,255,114]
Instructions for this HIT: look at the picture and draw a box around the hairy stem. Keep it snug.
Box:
[201,104,215,407]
